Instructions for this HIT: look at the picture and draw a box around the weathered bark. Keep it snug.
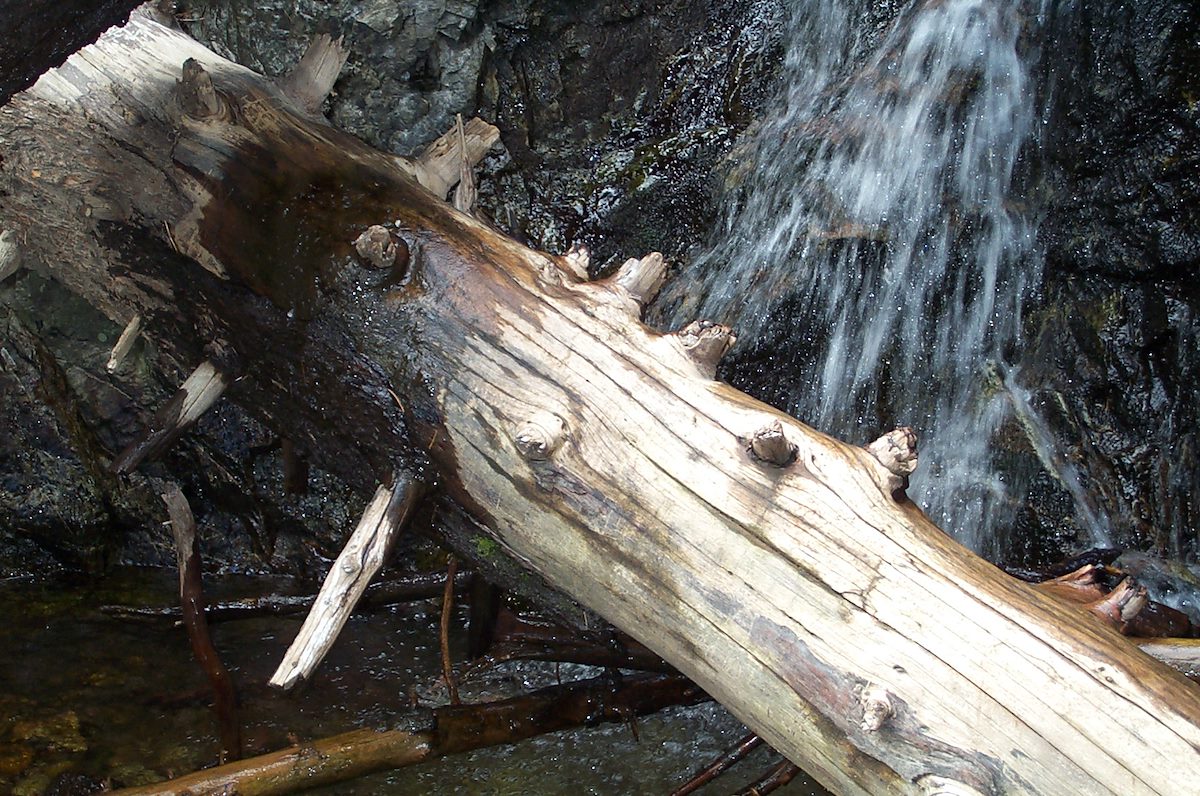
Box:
[2,11,1199,795]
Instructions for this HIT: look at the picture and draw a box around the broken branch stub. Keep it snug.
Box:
[177,58,226,121]
[111,359,229,474]
[749,420,797,467]
[611,252,666,314]
[674,320,736,377]
[276,33,349,115]
[866,426,918,497]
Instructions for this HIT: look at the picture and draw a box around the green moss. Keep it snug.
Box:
[473,535,499,559]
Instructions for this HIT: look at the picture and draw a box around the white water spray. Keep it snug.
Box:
[676,0,1105,553]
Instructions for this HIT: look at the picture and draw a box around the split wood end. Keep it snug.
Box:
[277,33,350,115]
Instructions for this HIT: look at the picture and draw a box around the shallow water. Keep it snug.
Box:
[0,567,827,794]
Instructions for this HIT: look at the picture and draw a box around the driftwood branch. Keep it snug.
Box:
[270,475,425,689]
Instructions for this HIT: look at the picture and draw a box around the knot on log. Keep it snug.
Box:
[675,320,736,377]
[514,412,567,461]
[178,58,227,121]
[859,683,894,732]
[749,420,797,467]
[353,225,406,270]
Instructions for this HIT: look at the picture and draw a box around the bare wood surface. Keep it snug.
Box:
[270,475,424,689]
[2,13,1199,794]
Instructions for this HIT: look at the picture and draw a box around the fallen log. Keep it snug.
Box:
[1,9,1199,794]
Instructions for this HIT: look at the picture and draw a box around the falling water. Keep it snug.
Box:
[674,0,1065,554]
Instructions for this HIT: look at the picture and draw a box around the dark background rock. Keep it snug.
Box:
[1016,0,1200,559]
[0,0,140,106]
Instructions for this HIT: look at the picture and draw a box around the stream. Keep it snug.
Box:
[0,568,826,794]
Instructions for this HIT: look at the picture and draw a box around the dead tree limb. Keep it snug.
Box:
[161,484,241,762]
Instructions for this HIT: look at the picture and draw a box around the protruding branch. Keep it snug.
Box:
[612,252,666,312]
[106,314,142,373]
[277,33,350,115]
[674,320,736,377]
[401,117,501,199]
[1031,564,1106,604]
[177,58,226,120]
[162,484,241,762]
[866,426,918,497]
[111,360,229,474]
[859,683,894,732]
[452,113,476,214]
[270,474,425,690]
[1086,578,1148,634]
[749,420,797,467]
[514,411,566,461]
[0,229,21,281]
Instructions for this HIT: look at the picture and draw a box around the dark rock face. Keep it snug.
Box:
[1018,0,1200,559]
[0,0,140,106]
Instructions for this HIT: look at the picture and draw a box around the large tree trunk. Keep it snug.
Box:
[2,10,1199,795]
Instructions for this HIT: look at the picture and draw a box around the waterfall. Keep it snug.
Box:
[673,0,1076,555]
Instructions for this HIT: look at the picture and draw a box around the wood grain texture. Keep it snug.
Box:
[1,12,1198,795]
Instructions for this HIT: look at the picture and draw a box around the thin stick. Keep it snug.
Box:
[440,555,461,704]
[162,484,242,762]
[670,733,763,796]
[732,759,801,796]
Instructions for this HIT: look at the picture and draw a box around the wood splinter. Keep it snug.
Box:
[674,320,736,377]
[111,359,229,474]
[452,113,477,214]
[0,229,21,281]
[270,474,425,690]
[749,420,797,467]
[106,314,142,373]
